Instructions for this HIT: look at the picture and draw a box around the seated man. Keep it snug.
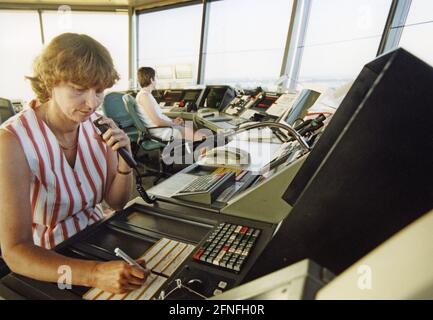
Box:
[135,67,205,142]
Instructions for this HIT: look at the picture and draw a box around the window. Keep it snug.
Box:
[0,10,43,103]
[203,0,293,88]
[137,5,202,88]
[297,0,392,87]
[42,10,129,91]
[398,0,433,66]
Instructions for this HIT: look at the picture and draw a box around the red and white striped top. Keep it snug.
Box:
[1,104,108,249]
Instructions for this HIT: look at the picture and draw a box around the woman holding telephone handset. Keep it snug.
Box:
[0,33,150,293]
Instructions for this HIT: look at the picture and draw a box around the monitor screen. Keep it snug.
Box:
[183,89,202,102]
[199,86,235,111]
[245,48,433,281]
[205,88,227,109]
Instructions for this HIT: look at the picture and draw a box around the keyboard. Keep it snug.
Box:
[178,173,226,194]
[83,238,195,300]
[193,222,260,272]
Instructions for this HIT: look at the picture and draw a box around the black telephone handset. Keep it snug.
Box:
[93,117,138,168]
[294,114,326,135]
[93,117,156,204]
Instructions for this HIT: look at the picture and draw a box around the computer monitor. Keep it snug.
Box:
[198,85,236,111]
[244,48,433,281]
[284,49,412,206]
[182,89,202,103]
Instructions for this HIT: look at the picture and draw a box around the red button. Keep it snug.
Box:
[193,249,204,260]
[240,227,248,234]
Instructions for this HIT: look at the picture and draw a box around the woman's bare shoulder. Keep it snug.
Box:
[0,128,19,146]
[0,129,25,160]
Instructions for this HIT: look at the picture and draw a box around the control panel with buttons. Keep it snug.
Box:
[193,222,261,272]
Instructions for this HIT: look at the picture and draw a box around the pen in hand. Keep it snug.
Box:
[114,247,147,272]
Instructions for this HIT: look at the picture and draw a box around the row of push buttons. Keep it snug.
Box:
[178,173,226,193]
[193,222,260,272]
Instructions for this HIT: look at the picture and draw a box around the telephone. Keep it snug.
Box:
[199,145,250,168]
[93,117,138,168]
[93,117,156,203]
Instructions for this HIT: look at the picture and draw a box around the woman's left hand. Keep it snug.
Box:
[93,116,131,153]
[173,117,184,126]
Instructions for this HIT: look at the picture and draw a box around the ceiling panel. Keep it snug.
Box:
[0,0,191,7]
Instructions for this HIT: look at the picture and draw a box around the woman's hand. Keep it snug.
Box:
[173,117,184,126]
[93,116,131,153]
[90,259,150,294]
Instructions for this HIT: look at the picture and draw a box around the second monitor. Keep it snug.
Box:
[198,85,236,111]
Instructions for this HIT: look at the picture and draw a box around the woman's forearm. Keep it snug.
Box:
[4,243,98,287]
[105,156,133,210]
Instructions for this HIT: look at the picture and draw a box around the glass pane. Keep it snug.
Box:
[404,0,433,25]
[137,5,202,89]
[204,0,293,88]
[399,0,433,66]
[0,10,43,103]
[42,10,129,91]
[298,0,392,87]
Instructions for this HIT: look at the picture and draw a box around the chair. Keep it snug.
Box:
[122,94,173,184]
[0,98,16,124]
[101,92,139,143]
